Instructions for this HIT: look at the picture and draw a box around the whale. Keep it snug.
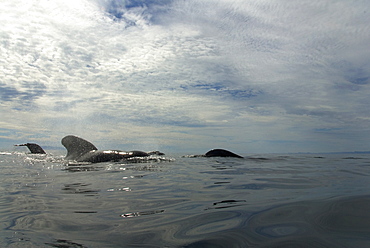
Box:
[15,135,164,163]
[14,143,46,154]
[205,149,243,158]
[61,135,154,163]
[184,149,244,158]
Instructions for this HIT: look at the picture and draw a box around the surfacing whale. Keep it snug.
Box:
[184,149,243,158]
[205,149,243,158]
[61,135,152,163]
[14,143,46,154]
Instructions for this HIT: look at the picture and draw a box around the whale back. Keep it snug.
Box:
[16,143,46,154]
[205,149,243,158]
[62,135,98,160]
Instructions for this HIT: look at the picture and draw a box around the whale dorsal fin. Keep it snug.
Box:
[15,143,46,154]
[61,135,98,160]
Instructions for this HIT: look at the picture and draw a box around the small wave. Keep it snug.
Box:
[0,152,12,155]
[121,209,165,218]
[205,200,247,210]
[62,183,100,195]
[45,239,88,248]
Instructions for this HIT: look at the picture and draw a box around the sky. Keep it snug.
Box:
[1,0,369,154]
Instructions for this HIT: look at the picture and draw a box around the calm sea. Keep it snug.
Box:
[1,150,370,247]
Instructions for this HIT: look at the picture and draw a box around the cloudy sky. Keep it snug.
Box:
[1,0,369,154]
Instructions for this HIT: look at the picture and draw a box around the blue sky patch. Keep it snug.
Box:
[0,82,46,103]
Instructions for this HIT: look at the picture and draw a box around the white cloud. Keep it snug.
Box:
[1,0,369,153]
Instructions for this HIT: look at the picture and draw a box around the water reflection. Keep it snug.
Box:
[247,195,370,247]
[181,195,370,247]
[63,161,165,173]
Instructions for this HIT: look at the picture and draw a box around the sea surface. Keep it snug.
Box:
[1,150,370,247]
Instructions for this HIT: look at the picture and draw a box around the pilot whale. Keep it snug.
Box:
[205,149,243,158]
[184,149,243,158]
[14,143,46,154]
[61,135,152,163]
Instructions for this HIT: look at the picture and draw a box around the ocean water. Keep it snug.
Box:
[1,151,370,247]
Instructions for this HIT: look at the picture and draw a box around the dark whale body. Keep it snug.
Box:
[205,149,243,158]
[15,143,46,154]
[70,150,150,163]
[61,135,150,163]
